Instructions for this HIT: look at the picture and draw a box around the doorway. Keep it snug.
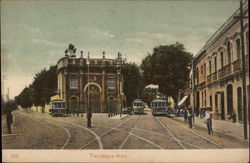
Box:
[221,92,225,120]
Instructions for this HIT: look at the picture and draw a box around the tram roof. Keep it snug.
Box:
[151,99,166,103]
[133,99,144,103]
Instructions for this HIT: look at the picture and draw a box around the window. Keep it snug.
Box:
[227,41,231,64]
[69,75,78,89]
[215,94,218,112]
[204,63,206,76]
[204,90,206,107]
[107,78,116,89]
[209,60,212,74]
[236,38,241,59]
[220,52,224,68]
[209,95,212,108]
[214,56,217,72]
[201,65,203,74]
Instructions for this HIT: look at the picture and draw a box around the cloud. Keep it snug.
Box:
[126,38,144,43]
[32,38,65,47]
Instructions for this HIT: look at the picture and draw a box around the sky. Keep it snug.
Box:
[1,0,240,99]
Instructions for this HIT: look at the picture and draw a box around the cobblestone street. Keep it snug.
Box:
[2,110,248,149]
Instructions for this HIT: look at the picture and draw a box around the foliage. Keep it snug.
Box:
[141,42,192,103]
[15,87,33,108]
[141,88,157,107]
[15,65,57,107]
[122,62,143,107]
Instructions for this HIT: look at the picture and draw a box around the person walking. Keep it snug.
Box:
[6,109,13,134]
[184,108,188,123]
[187,108,192,128]
[204,108,213,135]
[87,111,92,128]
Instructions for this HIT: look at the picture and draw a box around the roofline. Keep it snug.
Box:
[194,0,248,61]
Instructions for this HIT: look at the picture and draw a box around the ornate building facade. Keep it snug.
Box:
[57,44,124,113]
[192,1,249,122]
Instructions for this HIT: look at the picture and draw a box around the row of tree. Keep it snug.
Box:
[15,65,57,108]
[14,42,192,108]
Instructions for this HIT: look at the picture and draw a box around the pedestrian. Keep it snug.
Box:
[6,109,13,134]
[187,108,192,128]
[87,110,92,128]
[204,108,213,135]
[184,108,188,123]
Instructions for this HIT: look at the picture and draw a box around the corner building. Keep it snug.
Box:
[57,47,124,113]
[193,1,249,122]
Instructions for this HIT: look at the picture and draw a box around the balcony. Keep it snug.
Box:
[232,59,241,72]
[211,72,217,81]
[207,74,211,83]
[218,64,232,78]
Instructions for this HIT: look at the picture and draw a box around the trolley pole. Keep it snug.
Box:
[234,0,248,140]
[191,57,196,123]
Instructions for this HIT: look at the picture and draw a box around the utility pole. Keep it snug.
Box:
[234,0,248,140]
[191,57,196,123]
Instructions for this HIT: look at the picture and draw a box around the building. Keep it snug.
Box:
[57,44,124,113]
[192,1,249,122]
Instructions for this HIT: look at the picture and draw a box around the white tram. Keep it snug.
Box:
[132,99,145,114]
[151,99,168,116]
[49,100,67,117]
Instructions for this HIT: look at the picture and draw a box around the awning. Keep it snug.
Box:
[177,95,189,106]
[145,84,159,89]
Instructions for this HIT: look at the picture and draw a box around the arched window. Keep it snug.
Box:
[214,56,217,72]
[236,38,241,59]
[220,52,224,68]
[209,60,212,74]
[227,41,231,64]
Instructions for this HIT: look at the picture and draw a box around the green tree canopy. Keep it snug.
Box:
[141,42,192,103]
[15,65,57,107]
[122,62,143,107]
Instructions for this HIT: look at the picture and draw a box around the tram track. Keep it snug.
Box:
[158,117,224,149]
[95,115,164,149]
[119,115,142,149]
[155,117,186,149]
[79,115,133,149]
[166,117,224,149]
[17,111,71,149]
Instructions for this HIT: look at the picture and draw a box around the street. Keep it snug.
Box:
[2,110,248,149]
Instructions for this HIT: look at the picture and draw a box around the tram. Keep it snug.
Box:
[49,100,67,117]
[132,99,145,114]
[151,99,168,116]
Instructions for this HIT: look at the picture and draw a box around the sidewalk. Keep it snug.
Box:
[175,116,249,141]
[110,114,129,120]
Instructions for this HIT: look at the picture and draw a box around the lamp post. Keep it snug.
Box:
[87,52,90,114]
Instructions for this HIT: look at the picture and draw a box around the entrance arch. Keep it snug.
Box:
[237,87,243,121]
[220,92,225,120]
[226,84,233,115]
[84,83,102,113]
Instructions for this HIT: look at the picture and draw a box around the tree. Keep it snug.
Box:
[17,87,33,108]
[16,65,57,107]
[31,65,57,106]
[122,62,143,107]
[141,88,157,107]
[141,42,192,104]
